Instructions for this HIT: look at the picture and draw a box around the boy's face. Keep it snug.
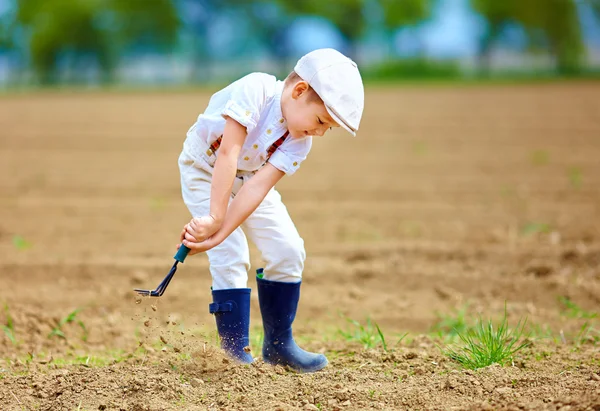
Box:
[283,81,340,139]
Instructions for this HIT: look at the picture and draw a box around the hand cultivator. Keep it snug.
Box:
[134,245,190,297]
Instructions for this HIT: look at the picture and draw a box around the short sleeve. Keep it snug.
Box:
[221,73,274,135]
[268,136,313,175]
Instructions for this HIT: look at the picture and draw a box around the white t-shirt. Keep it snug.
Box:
[184,73,312,175]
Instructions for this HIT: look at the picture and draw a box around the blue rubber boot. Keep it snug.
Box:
[209,288,254,363]
[256,271,328,373]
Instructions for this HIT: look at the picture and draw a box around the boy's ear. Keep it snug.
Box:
[292,81,309,99]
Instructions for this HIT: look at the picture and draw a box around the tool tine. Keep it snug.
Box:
[133,261,179,298]
[157,264,178,295]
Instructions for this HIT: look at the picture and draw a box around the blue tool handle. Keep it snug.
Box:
[174,244,190,263]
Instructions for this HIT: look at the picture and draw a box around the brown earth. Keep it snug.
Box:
[1,82,599,410]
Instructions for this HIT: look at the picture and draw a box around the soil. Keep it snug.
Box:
[1,82,599,410]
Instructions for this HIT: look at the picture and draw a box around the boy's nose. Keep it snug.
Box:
[312,126,328,137]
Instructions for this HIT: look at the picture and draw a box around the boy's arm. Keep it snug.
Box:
[182,163,285,254]
[209,116,247,225]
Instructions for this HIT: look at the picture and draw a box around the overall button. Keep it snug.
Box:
[243,156,250,161]
[253,144,258,149]
[266,129,272,135]
[293,161,298,166]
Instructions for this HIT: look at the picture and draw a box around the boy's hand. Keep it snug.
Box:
[179,232,222,255]
[180,216,220,243]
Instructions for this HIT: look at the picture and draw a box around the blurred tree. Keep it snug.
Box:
[0,7,15,50]
[15,0,180,84]
[471,0,586,74]
[17,0,111,83]
[209,0,288,60]
[0,22,13,50]
[470,0,517,72]
[528,0,584,74]
[587,0,600,19]
[176,0,290,82]
[273,0,364,48]
[109,0,179,51]
[380,0,432,30]
[273,0,432,55]
[380,0,432,58]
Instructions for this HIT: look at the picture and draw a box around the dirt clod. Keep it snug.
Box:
[191,378,204,387]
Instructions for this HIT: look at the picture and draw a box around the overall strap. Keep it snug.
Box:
[206,130,289,158]
[205,137,223,157]
[266,131,289,160]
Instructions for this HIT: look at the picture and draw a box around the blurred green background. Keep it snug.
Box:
[0,0,599,87]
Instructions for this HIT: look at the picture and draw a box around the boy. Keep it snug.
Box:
[177,48,364,373]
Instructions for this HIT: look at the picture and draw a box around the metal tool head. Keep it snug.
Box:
[134,261,178,298]
[133,244,190,298]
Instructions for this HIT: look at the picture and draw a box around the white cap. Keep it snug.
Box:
[294,48,364,136]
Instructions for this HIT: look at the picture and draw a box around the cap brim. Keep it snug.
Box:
[325,105,357,137]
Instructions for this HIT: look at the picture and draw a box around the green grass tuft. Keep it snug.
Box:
[149,197,167,211]
[12,235,31,250]
[558,296,597,320]
[444,306,529,369]
[375,323,388,352]
[521,222,552,236]
[338,317,389,350]
[574,322,600,346]
[250,326,264,356]
[2,304,16,344]
[430,304,472,340]
[530,150,549,166]
[567,166,582,188]
[412,141,428,155]
[48,308,88,341]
